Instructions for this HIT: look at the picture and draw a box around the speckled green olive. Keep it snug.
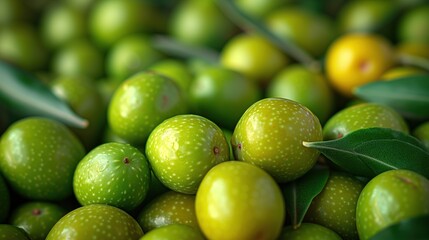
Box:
[278,223,342,240]
[145,114,229,194]
[195,161,285,240]
[139,224,205,240]
[0,224,30,240]
[356,169,429,240]
[46,204,144,239]
[137,191,199,232]
[107,34,164,81]
[73,142,151,212]
[323,102,409,140]
[51,75,106,151]
[108,71,188,146]
[0,117,85,201]
[9,202,67,240]
[188,66,262,130]
[231,98,323,183]
[266,64,334,124]
[51,39,104,79]
[304,171,365,240]
[413,121,429,150]
[0,174,10,223]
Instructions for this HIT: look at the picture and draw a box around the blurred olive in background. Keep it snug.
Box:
[169,0,237,50]
[148,59,194,93]
[0,23,48,71]
[265,6,337,57]
[397,4,429,44]
[188,66,262,130]
[220,33,289,86]
[266,64,335,124]
[106,34,164,81]
[65,0,98,12]
[338,0,398,34]
[51,39,104,79]
[0,0,31,25]
[89,0,164,48]
[40,3,87,49]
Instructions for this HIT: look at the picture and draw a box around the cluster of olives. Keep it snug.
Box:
[0,0,429,239]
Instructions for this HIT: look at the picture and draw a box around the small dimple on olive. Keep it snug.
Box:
[0,117,85,201]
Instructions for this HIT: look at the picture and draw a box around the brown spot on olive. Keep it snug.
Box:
[32,208,42,216]
[359,60,370,72]
[162,95,169,107]
[213,146,220,155]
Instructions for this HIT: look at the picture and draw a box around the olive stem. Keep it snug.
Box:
[397,53,429,71]
[151,35,220,64]
[216,0,321,72]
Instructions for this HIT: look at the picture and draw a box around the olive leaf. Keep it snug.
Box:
[151,35,220,64]
[215,0,320,71]
[0,61,88,128]
[303,127,429,179]
[282,165,329,229]
[354,75,429,120]
[369,214,429,240]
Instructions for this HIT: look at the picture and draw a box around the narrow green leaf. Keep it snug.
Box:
[354,75,429,120]
[369,214,429,240]
[303,127,429,179]
[151,35,220,64]
[282,165,329,229]
[215,0,320,71]
[0,61,88,128]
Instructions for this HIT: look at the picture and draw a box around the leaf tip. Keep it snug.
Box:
[68,116,89,129]
[81,119,89,128]
[353,85,366,96]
